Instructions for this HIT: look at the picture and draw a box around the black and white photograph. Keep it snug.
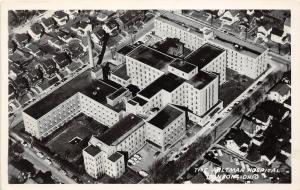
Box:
[1,0,299,187]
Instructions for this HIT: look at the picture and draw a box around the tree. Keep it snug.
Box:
[148,158,166,183]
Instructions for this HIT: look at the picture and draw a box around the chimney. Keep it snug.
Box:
[87,31,94,68]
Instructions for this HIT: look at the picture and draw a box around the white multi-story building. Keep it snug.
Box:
[185,43,226,84]
[23,71,127,140]
[109,64,132,87]
[126,45,174,89]
[146,104,186,151]
[210,34,269,79]
[83,113,145,178]
[154,15,213,51]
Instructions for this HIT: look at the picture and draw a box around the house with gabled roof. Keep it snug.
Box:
[268,83,290,103]
[225,128,252,157]
[219,10,240,25]
[27,23,44,41]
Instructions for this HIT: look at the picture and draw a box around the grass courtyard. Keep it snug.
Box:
[219,68,254,107]
[45,113,108,163]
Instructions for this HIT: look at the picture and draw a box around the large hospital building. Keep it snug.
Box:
[22,12,269,179]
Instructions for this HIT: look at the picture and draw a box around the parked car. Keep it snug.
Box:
[44,158,52,165]
[37,152,44,158]
[181,147,189,154]
[139,170,149,177]
[60,169,67,175]
[173,154,181,161]
[131,157,138,162]
[133,154,142,160]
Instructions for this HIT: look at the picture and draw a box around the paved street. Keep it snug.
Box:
[22,147,76,184]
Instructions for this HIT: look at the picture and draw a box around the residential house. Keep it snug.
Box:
[219,10,240,25]
[48,38,65,50]
[260,148,276,166]
[239,116,259,137]
[71,21,92,37]
[23,60,44,87]
[67,40,85,59]
[14,33,31,47]
[91,27,105,45]
[12,76,29,96]
[268,83,291,103]
[260,100,290,121]
[57,30,73,43]
[225,128,252,157]
[27,23,44,41]
[256,23,272,42]
[270,27,285,44]
[283,97,291,110]
[284,17,291,35]
[53,11,69,26]
[53,52,72,69]
[38,59,58,79]
[8,40,17,55]
[251,108,272,129]
[41,17,57,33]
[282,71,291,85]
[203,10,225,17]
[199,161,223,183]
[24,43,43,57]
[118,10,145,30]
[96,13,108,22]
[103,19,119,35]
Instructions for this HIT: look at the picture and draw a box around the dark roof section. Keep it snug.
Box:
[139,73,185,99]
[186,71,216,90]
[30,23,44,35]
[148,105,184,130]
[186,43,224,69]
[260,100,290,120]
[128,45,175,70]
[270,83,290,96]
[117,44,136,56]
[252,108,270,123]
[54,11,68,19]
[261,147,276,160]
[169,59,197,73]
[225,128,251,146]
[107,87,127,100]
[284,97,291,106]
[240,116,257,135]
[84,145,101,156]
[132,96,148,106]
[98,114,144,146]
[107,152,123,162]
[112,64,130,80]
[271,27,284,36]
[53,52,72,68]
[24,70,125,119]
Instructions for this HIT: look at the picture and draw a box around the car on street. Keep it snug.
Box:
[60,169,67,175]
[44,158,52,165]
[37,152,44,158]
[128,159,136,166]
[22,141,28,147]
[139,170,149,177]
[181,147,189,154]
[173,154,181,161]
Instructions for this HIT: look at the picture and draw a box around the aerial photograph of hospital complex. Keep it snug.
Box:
[7,9,291,184]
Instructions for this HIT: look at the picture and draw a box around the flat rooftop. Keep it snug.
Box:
[117,44,136,56]
[187,71,216,90]
[148,105,184,130]
[210,35,266,58]
[98,114,144,146]
[107,87,127,100]
[112,64,130,80]
[84,145,101,156]
[186,43,225,69]
[169,59,197,73]
[128,45,175,70]
[108,152,123,162]
[132,96,148,106]
[139,73,185,99]
[24,70,125,119]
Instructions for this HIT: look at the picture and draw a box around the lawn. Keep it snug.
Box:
[219,68,254,106]
[45,113,108,163]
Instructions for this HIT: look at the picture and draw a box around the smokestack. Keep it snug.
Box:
[87,31,94,68]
